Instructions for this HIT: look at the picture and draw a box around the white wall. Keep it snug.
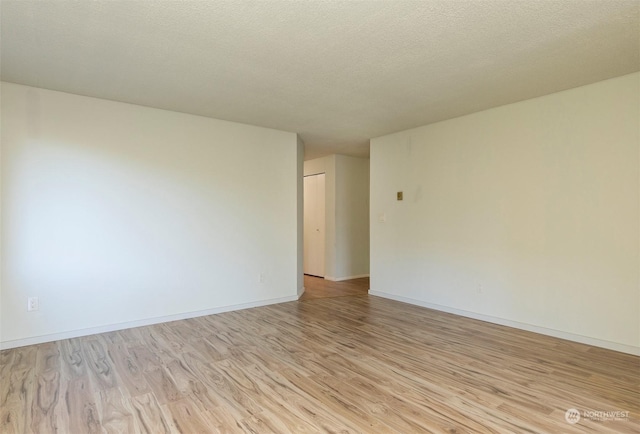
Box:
[1,82,300,348]
[371,73,639,354]
[304,154,370,281]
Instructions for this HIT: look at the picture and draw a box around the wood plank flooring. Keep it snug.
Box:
[1,294,638,433]
[299,275,369,300]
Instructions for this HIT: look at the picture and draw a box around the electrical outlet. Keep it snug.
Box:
[477,284,483,294]
[27,297,39,311]
[259,273,265,283]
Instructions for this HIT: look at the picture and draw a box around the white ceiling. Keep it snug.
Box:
[2,1,638,160]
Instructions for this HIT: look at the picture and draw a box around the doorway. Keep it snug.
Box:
[303,173,325,277]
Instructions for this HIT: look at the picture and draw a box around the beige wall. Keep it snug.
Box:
[370,73,639,354]
[296,135,305,295]
[1,82,300,348]
[304,155,337,278]
[335,155,370,280]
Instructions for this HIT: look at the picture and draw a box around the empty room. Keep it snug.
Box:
[1,1,638,433]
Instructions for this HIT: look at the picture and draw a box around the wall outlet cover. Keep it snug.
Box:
[28,297,39,311]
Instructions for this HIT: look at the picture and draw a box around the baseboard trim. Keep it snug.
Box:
[0,295,299,350]
[369,290,640,356]
[324,274,370,282]
[298,286,305,298]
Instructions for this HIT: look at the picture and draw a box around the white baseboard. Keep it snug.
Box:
[369,290,640,356]
[0,295,298,350]
[324,274,370,282]
[298,286,305,297]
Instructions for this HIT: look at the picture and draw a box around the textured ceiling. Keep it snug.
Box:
[2,1,639,159]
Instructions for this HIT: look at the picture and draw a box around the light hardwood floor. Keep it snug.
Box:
[299,275,369,300]
[1,294,638,433]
